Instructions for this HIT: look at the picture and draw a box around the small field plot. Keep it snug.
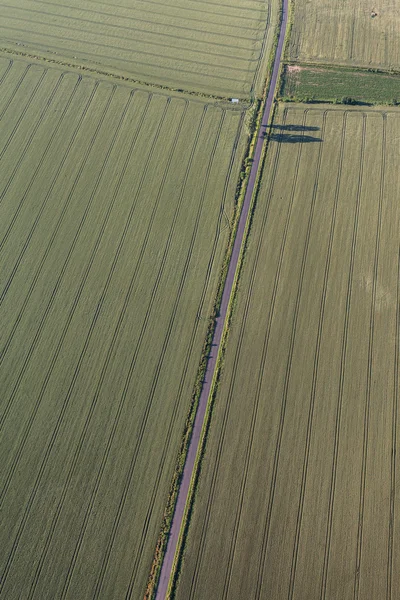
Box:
[0,0,278,98]
[282,65,400,105]
[175,104,400,600]
[0,54,247,599]
[289,0,400,70]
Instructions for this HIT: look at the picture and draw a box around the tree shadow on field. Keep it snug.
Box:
[268,132,323,143]
[270,123,320,132]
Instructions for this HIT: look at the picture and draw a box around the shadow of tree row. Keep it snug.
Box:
[262,123,323,143]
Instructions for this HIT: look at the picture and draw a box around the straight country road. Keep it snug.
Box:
[155,0,289,596]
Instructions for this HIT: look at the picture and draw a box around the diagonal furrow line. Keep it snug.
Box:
[25,96,183,600]
[123,111,228,599]
[0,84,125,595]
[125,113,245,600]
[0,63,30,122]
[0,80,98,314]
[0,86,130,513]
[0,68,47,163]
[0,75,82,250]
[354,114,386,600]
[288,112,347,600]
[0,81,105,432]
[0,59,13,87]
[320,114,367,600]
[0,71,65,209]
[92,105,209,600]
[188,107,291,600]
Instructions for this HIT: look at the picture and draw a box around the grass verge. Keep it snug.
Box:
[143,94,263,600]
[154,5,286,598]
[167,99,277,600]
[143,8,285,596]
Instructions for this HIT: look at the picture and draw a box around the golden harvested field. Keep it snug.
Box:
[175,104,400,600]
[0,0,278,98]
[289,0,400,70]
[0,55,247,599]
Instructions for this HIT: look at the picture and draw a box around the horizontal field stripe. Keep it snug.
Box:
[0,12,258,68]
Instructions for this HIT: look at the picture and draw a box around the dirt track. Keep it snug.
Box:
[155,1,289,596]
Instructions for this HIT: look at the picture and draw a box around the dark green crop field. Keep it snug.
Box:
[281,65,400,105]
[175,104,400,600]
[0,0,278,98]
[0,54,247,599]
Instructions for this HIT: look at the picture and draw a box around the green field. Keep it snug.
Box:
[281,65,400,105]
[289,0,400,71]
[0,54,248,599]
[174,104,400,600]
[0,0,278,98]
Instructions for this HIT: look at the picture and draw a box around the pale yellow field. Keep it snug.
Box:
[175,104,400,600]
[289,0,400,71]
[0,0,278,98]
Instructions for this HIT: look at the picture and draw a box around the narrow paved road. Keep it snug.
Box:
[155,0,289,596]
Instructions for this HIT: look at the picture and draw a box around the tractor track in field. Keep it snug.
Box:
[155,0,289,596]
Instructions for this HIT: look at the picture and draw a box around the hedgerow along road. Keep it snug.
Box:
[155,0,290,596]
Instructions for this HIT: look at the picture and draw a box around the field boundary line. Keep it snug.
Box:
[0,47,251,102]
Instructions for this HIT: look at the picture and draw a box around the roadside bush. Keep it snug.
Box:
[341,96,357,105]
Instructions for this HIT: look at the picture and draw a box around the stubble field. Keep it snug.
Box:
[175,104,400,600]
[289,0,400,71]
[0,0,277,98]
[0,54,247,599]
